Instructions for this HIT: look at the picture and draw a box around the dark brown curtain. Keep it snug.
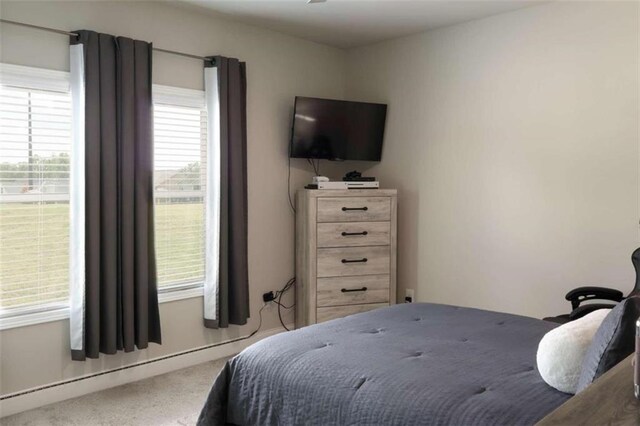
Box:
[70,30,161,360]
[203,56,249,328]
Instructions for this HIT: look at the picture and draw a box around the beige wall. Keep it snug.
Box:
[346,1,639,318]
[0,0,350,395]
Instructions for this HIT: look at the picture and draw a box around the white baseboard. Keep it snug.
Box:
[0,325,290,418]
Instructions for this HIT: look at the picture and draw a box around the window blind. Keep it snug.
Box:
[153,96,207,289]
[0,85,72,310]
[0,78,207,314]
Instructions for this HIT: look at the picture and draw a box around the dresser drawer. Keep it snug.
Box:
[317,246,390,278]
[317,222,390,248]
[317,303,388,323]
[317,197,391,222]
[317,275,390,307]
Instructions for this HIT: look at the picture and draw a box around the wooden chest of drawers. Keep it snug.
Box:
[295,189,397,328]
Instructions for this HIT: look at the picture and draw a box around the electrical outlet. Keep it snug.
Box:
[405,288,414,303]
[263,291,275,303]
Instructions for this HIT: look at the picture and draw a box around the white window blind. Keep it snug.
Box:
[153,86,207,290]
[0,72,72,312]
[0,73,207,322]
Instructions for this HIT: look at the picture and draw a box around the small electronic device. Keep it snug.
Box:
[308,181,348,190]
[318,181,349,190]
[345,181,379,189]
[305,181,379,190]
[343,170,376,182]
[312,176,330,183]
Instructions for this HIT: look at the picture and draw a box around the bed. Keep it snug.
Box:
[197,303,571,425]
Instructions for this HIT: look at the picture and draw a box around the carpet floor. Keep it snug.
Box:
[2,357,230,426]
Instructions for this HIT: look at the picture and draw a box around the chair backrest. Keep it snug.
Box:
[632,247,640,295]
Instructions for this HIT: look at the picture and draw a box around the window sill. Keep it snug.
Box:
[0,306,70,331]
[0,285,204,331]
[158,285,204,303]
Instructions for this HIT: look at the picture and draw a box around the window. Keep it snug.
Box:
[153,86,207,292]
[0,69,209,327]
[0,64,72,314]
[0,67,207,326]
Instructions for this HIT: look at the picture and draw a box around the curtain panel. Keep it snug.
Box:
[203,56,249,329]
[69,30,161,361]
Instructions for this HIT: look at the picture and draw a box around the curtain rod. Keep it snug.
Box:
[0,18,211,62]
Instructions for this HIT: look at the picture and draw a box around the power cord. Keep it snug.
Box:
[306,158,322,176]
[287,151,296,214]
[273,277,296,331]
[246,303,267,339]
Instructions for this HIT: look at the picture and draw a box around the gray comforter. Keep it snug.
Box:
[198,303,571,425]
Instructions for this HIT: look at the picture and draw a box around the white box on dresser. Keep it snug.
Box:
[295,189,398,328]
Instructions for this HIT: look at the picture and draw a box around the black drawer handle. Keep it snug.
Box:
[341,258,368,263]
[342,206,368,211]
[341,287,368,293]
[341,231,368,236]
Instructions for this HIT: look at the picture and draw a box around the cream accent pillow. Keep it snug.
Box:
[536,309,610,394]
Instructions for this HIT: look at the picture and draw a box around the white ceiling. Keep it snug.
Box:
[177,0,545,49]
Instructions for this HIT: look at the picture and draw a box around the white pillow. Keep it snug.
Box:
[536,309,610,394]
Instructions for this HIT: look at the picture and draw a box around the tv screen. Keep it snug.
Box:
[289,97,387,161]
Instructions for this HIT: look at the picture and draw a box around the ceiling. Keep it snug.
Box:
[177,0,545,49]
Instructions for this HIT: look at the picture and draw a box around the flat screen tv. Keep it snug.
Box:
[289,97,387,161]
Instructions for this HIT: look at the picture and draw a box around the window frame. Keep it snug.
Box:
[0,64,73,329]
[0,72,207,330]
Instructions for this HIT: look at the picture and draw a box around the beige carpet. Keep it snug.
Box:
[2,357,230,426]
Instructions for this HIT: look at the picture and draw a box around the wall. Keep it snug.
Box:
[0,0,350,396]
[346,1,639,318]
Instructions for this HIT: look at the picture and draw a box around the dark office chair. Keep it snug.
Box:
[543,247,640,324]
